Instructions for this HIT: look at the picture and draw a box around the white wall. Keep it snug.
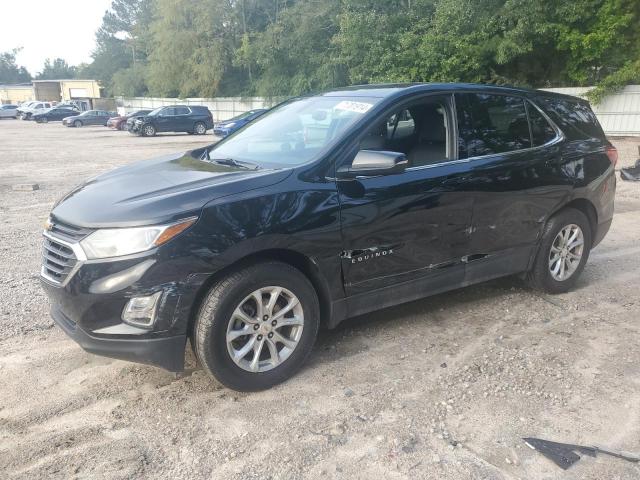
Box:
[118,86,640,136]
[115,96,284,121]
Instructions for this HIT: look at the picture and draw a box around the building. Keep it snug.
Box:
[32,79,101,109]
[0,79,101,108]
[0,83,35,104]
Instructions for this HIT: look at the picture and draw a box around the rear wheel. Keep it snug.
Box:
[527,208,592,294]
[193,261,319,391]
[73,120,82,128]
[194,121,206,135]
[142,124,156,137]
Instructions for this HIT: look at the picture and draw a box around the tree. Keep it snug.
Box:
[85,0,154,96]
[146,0,237,97]
[37,58,78,79]
[0,48,32,83]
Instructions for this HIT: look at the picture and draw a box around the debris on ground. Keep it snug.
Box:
[524,437,640,470]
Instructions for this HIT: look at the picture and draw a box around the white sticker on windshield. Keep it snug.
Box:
[334,100,373,114]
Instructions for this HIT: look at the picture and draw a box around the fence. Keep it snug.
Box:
[117,86,640,136]
[114,96,283,122]
[544,85,640,137]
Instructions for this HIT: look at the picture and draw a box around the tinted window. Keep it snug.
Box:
[527,101,557,146]
[456,93,531,158]
[360,97,450,167]
[161,107,176,116]
[538,97,604,141]
[175,107,190,115]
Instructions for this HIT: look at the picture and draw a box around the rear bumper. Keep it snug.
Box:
[592,218,612,248]
[51,303,186,371]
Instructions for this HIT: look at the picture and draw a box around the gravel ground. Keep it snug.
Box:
[0,119,639,479]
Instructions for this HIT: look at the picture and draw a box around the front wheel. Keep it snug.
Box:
[527,208,592,294]
[142,124,156,137]
[42,117,49,123]
[193,261,320,391]
[74,120,82,128]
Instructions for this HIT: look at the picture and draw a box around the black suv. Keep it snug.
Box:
[132,105,213,136]
[41,83,616,391]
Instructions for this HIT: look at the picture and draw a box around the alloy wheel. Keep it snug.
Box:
[226,286,304,373]
[548,224,584,281]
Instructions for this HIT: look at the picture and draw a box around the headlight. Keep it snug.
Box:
[80,217,197,259]
[225,122,236,129]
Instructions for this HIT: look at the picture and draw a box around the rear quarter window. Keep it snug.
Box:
[538,97,605,141]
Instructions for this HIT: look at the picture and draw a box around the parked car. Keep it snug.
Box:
[18,101,53,120]
[33,106,80,123]
[40,83,616,391]
[0,104,18,119]
[107,110,152,130]
[125,111,151,132]
[132,105,213,136]
[62,110,116,127]
[213,109,268,137]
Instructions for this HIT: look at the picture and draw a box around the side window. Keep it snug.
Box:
[538,97,605,141]
[455,93,531,157]
[359,97,450,167]
[175,107,190,115]
[527,101,557,146]
[162,107,176,116]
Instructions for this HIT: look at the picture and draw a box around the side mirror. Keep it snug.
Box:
[337,150,408,178]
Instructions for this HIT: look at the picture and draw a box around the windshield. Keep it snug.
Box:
[208,96,380,167]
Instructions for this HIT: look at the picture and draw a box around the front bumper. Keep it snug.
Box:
[213,128,231,137]
[51,303,186,371]
[41,246,212,372]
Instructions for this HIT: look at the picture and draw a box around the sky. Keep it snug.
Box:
[0,0,112,76]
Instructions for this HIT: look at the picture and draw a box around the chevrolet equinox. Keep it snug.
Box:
[41,84,616,391]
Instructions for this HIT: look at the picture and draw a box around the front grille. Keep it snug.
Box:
[48,219,93,242]
[41,219,92,285]
[42,237,78,285]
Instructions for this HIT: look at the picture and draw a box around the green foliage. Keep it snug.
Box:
[36,58,78,80]
[80,0,640,100]
[0,48,31,83]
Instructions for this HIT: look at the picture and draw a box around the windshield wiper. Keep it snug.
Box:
[199,149,260,170]
[212,156,260,170]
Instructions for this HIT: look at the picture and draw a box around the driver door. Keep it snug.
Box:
[156,107,176,132]
[337,94,473,297]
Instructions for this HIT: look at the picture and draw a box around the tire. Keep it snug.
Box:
[119,122,127,131]
[142,124,156,137]
[527,208,592,294]
[42,117,49,123]
[193,261,320,391]
[194,121,207,135]
[74,120,82,128]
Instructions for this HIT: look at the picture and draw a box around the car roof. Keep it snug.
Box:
[319,82,586,103]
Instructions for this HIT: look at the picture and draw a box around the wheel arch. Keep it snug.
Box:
[556,198,598,241]
[186,248,333,339]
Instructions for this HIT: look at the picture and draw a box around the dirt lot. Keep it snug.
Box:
[1,119,639,479]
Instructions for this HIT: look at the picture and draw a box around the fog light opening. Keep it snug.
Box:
[122,291,163,329]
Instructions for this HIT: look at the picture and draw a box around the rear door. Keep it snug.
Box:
[338,94,473,297]
[454,92,567,282]
[174,106,192,131]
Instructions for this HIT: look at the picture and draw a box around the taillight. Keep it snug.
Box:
[605,145,618,167]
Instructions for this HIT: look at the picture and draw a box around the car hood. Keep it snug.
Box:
[51,148,291,228]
